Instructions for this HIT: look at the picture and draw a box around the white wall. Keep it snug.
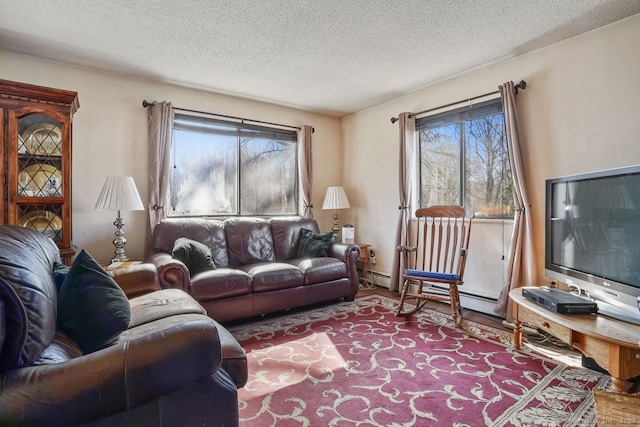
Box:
[0,51,343,263]
[342,14,640,300]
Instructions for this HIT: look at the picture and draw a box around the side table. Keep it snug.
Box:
[102,260,143,271]
[356,243,370,285]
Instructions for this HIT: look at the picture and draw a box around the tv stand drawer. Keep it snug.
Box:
[518,305,571,343]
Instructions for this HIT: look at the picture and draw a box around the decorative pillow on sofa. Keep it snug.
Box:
[296,228,333,258]
[172,237,216,275]
[52,261,70,291]
[57,249,131,354]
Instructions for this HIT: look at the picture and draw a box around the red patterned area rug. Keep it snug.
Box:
[229,295,610,426]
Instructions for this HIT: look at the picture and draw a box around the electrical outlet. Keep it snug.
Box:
[369,249,377,264]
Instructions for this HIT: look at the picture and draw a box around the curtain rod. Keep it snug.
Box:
[142,100,313,132]
[390,80,526,124]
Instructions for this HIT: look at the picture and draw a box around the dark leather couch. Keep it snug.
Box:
[148,216,361,322]
[0,225,247,427]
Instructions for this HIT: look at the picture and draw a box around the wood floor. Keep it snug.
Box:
[357,284,509,331]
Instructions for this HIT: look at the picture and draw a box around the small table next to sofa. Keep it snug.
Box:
[356,243,371,285]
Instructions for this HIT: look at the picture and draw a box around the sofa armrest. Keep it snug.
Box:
[0,316,222,427]
[329,243,361,297]
[108,263,160,298]
[147,252,191,293]
[328,242,359,263]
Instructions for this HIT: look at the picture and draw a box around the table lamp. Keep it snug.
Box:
[95,176,144,262]
[322,186,351,239]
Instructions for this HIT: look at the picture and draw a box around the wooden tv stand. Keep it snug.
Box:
[510,287,640,392]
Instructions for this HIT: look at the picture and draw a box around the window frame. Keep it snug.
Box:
[168,113,299,218]
[415,97,513,219]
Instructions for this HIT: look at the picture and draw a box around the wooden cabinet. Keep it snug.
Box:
[0,79,79,264]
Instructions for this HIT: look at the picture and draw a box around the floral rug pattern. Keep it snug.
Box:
[229,295,609,426]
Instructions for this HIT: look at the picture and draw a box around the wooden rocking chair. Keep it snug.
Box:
[396,205,474,326]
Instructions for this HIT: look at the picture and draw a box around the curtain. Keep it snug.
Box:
[389,112,416,292]
[297,125,314,218]
[146,101,174,249]
[494,81,537,320]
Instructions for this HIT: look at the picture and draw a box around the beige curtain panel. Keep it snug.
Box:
[297,125,314,218]
[389,112,416,292]
[494,81,537,320]
[146,101,174,251]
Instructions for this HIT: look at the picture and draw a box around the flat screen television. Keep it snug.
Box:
[545,165,640,325]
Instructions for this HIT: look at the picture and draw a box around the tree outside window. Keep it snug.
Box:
[169,114,298,217]
[418,99,513,219]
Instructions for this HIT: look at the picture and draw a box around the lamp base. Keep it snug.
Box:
[332,211,340,240]
[112,212,130,262]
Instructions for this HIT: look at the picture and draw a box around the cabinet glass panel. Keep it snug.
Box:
[17,205,63,243]
[17,114,63,198]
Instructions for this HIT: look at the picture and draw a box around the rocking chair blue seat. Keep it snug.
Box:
[396,205,474,326]
[404,269,460,281]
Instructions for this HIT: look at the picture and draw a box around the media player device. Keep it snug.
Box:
[522,287,598,314]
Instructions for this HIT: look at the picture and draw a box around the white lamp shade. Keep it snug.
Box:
[95,176,144,211]
[322,186,351,210]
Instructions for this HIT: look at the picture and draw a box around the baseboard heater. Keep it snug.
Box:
[458,289,498,303]
[366,271,499,302]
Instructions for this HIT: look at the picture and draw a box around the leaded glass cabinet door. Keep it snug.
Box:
[11,110,68,242]
[0,79,79,265]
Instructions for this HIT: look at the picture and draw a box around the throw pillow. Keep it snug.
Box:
[295,228,333,258]
[57,249,131,354]
[172,237,216,275]
[52,261,70,291]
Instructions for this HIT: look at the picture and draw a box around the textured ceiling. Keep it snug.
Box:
[1,1,639,116]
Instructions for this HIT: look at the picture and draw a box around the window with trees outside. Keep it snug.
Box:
[416,98,514,219]
[168,113,298,217]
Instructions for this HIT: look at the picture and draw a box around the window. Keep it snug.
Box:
[416,98,513,218]
[169,113,298,217]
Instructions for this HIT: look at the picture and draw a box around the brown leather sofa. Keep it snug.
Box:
[148,216,361,322]
[0,225,247,427]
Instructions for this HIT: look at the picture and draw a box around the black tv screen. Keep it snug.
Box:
[545,165,640,323]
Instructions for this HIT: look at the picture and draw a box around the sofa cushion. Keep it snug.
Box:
[296,228,333,258]
[288,257,348,285]
[128,288,207,328]
[225,218,275,266]
[52,261,71,291]
[31,330,83,365]
[189,268,253,300]
[153,218,229,268]
[238,262,304,292]
[172,237,216,275]
[57,250,131,354]
[271,216,319,261]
